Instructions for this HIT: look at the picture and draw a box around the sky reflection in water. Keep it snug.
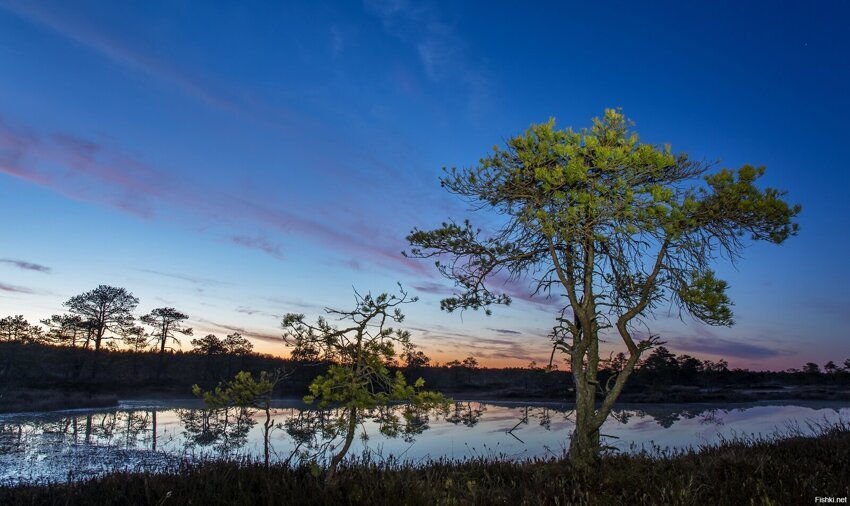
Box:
[1,400,848,485]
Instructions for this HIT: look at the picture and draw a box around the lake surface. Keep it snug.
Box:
[1,399,848,485]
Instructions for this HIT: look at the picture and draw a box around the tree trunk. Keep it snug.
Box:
[263,403,272,468]
[90,330,104,378]
[327,406,357,481]
[151,410,157,451]
[566,303,604,471]
[570,365,602,471]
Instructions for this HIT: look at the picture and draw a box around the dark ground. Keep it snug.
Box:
[2,422,848,505]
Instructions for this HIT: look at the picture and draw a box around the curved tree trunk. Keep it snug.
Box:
[327,406,357,482]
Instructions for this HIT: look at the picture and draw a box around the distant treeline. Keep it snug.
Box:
[2,337,849,403]
[3,282,850,402]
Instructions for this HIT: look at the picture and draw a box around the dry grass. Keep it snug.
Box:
[2,422,848,505]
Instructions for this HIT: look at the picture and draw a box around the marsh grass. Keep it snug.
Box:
[2,422,849,505]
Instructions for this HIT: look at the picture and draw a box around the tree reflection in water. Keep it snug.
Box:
[177,406,255,455]
[0,422,26,454]
[609,406,733,429]
[446,402,486,427]
[280,402,445,466]
[1,400,846,484]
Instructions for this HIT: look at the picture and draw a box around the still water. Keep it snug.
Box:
[1,399,848,484]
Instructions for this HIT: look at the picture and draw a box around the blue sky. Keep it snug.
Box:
[1,0,848,369]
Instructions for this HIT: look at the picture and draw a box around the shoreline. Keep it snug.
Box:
[2,386,850,416]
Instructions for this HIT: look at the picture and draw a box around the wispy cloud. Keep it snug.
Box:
[413,274,566,313]
[675,336,790,360]
[193,318,284,345]
[0,1,446,279]
[265,296,327,313]
[672,326,793,360]
[235,306,279,320]
[363,0,490,118]
[488,328,521,336]
[407,321,553,365]
[0,118,169,217]
[0,1,285,124]
[230,235,285,260]
[0,0,405,183]
[135,268,230,287]
[412,281,453,295]
[0,282,37,294]
[1,116,431,277]
[0,258,51,273]
[235,306,260,316]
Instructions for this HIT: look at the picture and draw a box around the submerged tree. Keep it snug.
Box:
[281,286,448,479]
[64,285,139,376]
[406,109,799,468]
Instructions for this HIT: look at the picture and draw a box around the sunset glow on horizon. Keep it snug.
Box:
[2,0,849,371]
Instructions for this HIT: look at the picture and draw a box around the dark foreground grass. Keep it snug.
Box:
[3,423,849,505]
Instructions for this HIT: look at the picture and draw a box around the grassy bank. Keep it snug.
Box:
[2,423,848,505]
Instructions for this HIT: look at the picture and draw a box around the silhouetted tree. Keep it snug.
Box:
[803,362,821,375]
[222,332,253,355]
[0,315,38,343]
[191,333,225,380]
[63,286,138,350]
[191,334,225,355]
[40,314,88,348]
[122,325,149,376]
[609,352,628,373]
[703,358,729,373]
[289,333,322,362]
[641,346,678,384]
[141,307,193,356]
[63,285,138,376]
[406,109,800,468]
[401,343,431,368]
[122,325,148,352]
[462,356,479,369]
[677,354,704,384]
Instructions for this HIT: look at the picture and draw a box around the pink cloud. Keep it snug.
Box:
[475,271,567,313]
[1,116,432,277]
[1,119,166,218]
